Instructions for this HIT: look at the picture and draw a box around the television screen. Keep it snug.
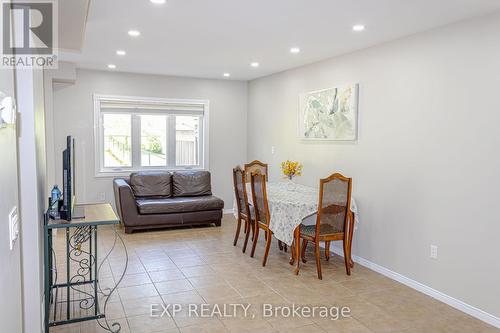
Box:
[62,136,73,220]
[61,136,84,220]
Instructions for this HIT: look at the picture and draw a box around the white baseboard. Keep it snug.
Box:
[223,208,234,215]
[224,211,499,328]
[327,244,500,328]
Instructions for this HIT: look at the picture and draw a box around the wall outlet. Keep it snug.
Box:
[98,192,106,202]
[430,245,438,259]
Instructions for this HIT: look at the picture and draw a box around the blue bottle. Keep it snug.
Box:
[50,185,61,217]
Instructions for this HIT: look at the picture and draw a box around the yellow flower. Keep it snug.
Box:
[281,160,303,180]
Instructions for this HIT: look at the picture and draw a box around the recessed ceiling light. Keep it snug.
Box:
[108,64,116,69]
[116,50,126,56]
[290,47,300,54]
[352,24,365,32]
[250,62,259,68]
[223,73,230,77]
[128,30,141,37]
[150,0,166,4]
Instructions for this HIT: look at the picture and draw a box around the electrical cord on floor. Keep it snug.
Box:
[51,247,58,286]
[96,227,128,333]
[51,247,58,322]
[96,227,120,297]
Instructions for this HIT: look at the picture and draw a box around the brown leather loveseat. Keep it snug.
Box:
[113,171,224,233]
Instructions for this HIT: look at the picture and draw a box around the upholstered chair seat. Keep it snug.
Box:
[300,221,344,238]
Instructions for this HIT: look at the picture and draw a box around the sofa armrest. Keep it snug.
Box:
[113,178,138,226]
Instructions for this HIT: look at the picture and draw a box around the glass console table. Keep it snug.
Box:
[43,203,127,332]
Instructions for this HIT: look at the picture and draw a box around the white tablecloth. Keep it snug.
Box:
[233,182,358,246]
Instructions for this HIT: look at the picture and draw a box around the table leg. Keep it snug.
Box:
[294,227,300,275]
[66,227,70,320]
[43,222,50,333]
[94,226,99,316]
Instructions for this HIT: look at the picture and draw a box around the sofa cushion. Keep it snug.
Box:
[130,171,172,198]
[136,196,224,215]
[172,171,212,197]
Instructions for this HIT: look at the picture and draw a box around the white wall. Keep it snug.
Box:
[51,69,247,208]
[16,67,46,333]
[0,65,23,333]
[0,13,46,333]
[247,13,500,319]
[44,62,77,194]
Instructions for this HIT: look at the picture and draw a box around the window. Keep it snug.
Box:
[140,115,167,167]
[94,94,209,176]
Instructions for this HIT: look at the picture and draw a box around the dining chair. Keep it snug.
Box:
[232,166,253,253]
[299,173,353,279]
[244,160,286,252]
[244,160,268,182]
[249,171,275,266]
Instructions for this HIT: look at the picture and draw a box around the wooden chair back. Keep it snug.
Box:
[233,166,250,218]
[244,160,268,182]
[250,171,270,226]
[315,173,352,238]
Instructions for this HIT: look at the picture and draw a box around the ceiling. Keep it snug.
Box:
[59,0,500,81]
[58,0,90,51]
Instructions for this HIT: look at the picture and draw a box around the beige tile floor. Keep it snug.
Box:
[50,214,499,333]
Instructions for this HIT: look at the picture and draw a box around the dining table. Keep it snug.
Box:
[233,181,358,274]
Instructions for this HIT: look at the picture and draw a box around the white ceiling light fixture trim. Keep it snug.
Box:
[352,24,365,32]
[250,62,259,68]
[116,50,126,56]
[223,73,230,77]
[290,47,300,54]
[128,30,141,37]
[150,0,166,4]
[108,64,116,69]
[66,1,499,80]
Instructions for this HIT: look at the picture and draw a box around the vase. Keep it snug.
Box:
[286,177,296,191]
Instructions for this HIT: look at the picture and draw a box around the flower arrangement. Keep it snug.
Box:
[281,160,303,180]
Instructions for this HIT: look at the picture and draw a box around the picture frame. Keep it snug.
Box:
[298,84,359,140]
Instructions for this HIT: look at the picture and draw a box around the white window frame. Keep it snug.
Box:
[93,94,209,177]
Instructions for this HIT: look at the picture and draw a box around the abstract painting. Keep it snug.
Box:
[299,84,358,140]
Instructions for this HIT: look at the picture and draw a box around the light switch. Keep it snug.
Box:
[271,146,275,155]
[8,206,19,250]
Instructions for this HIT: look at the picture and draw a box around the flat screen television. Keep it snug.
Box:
[60,136,83,220]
